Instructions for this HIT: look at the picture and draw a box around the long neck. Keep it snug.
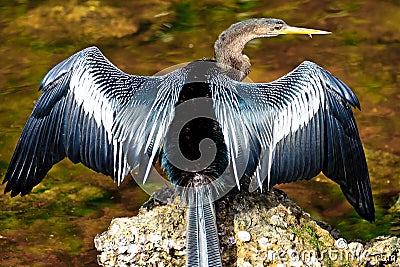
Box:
[214,19,263,80]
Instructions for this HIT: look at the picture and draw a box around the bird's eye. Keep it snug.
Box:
[274,23,283,30]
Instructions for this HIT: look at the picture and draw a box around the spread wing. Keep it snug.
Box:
[210,61,374,221]
[3,46,186,196]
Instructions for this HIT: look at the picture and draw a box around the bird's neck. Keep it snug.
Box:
[214,22,261,80]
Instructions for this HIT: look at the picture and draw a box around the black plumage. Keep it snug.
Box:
[3,18,374,267]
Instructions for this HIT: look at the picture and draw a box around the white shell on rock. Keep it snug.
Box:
[257,237,271,249]
[127,244,139,255]
[148,233,162,244]
[237,230,251,242]
[117,245,128,254]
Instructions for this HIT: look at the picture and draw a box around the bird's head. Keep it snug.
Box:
[251,18,331,38]
[214,18,331,81]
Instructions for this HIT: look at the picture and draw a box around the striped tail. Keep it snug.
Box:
[186,185,222,267]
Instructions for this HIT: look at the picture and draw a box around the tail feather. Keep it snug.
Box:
[186,185,222,267]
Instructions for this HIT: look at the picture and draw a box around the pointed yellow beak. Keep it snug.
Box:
[280,26,331,35]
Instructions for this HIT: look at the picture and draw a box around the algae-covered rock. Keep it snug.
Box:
[95,187,400,266]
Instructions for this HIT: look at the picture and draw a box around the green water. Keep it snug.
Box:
[0,0,399,266]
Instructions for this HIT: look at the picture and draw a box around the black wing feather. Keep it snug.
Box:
[3,46,186,197]
[211,61,374,221]
[323,89,373,220]
[3,47,139,196]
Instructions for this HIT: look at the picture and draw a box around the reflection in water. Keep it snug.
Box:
[0,0,399,266]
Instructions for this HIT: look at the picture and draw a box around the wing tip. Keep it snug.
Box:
[339,182,375,223]
[332,76,361,109]
[358,204,375,223]
[3,181,21,197]
[3,174,25,197]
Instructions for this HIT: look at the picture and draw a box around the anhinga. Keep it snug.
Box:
[3,18,374,267]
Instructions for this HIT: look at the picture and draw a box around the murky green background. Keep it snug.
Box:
[0,0,399,266]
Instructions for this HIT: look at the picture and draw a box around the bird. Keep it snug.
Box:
[2,18,374,267]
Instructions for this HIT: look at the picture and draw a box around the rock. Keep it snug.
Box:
[258,237,271,249]
[365,236,400,266]
[95,187,400,266]
[237,231,251,242]
[95,196,187,267]
[334,238,348,249]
